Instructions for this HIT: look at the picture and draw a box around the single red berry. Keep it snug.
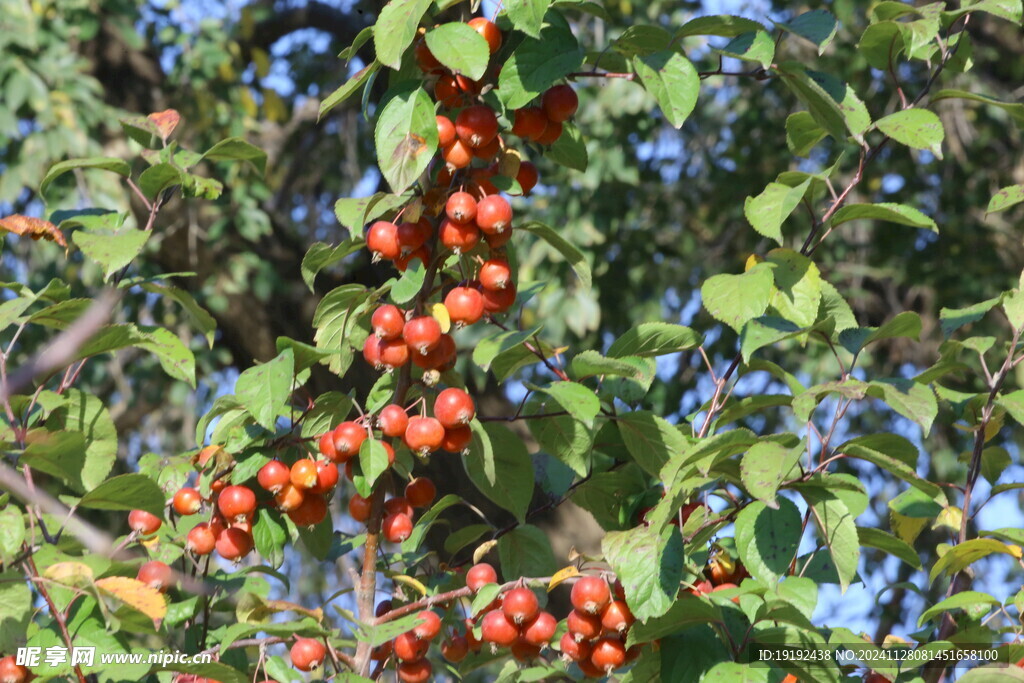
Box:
[503,587,540,625]
[137,560,174,592]
[405,477,436,508]
[348,493,373,523]
[397,220,429,253]
[433,387,476,428]
[397,659,432,683]
[559,632,592,661]
[442,635,470,662]
[445,286,485,326]
[465,618,483,652]
[470,166,499,196]
[412,332,457,371]
[443,139,474,170]
[186,522,217,555]
[385,496,415,519]
[290,637,327,672]
[481,609,519,647]
[414,39,442,73]
[393,631,429,661]
[274,483,306,512]
[436,114,456,147]
[474,135,501,161]
[468,16,502,54]
[395,244,430,272]
[379,338,411,369]
[288,493,328,527]
[511,107,548,140]
[371,304,405,341]
[600,600,635,633]
[567,608,603,641]
[481,282,517,313]
[290,460,319,490]
[542,84,579,122]
[572,576,612,615]
[522,610,558,646]
[435,74,476,108]
[363,336,383,369]
[172,487,202,516]
[215,527,253,561]
[371,640,392,661]
[476,196,513,235]
[128,509,162,535]
[403,316,443,355]
[446,191,478,224]
[379,404,410,438]
[255,460,289,493]
[308,460,340,494]
[511,637,542,661]
[484,226,514,248]
[479,258,513,290]
[455,105,499,149]
[383,512,414,543]
[516,161,539,195]
[466,562,498,592]
[413,610,442,640]
[439,217,481,253]
[590,637,626,672]
[404,416,445,455]
[333,421,368,461]
[441,425,473,452]
[0,656,31,683]
[535,119,563,145]
[366,221,401,261]
[217,485,256,523]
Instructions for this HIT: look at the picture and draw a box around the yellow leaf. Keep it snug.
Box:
[473,540,498,565]
[391,574,429,597]
[95,576,167,624]
[403,197,424,224]
[0,215,67,248]
[547,566,580,592]
[1008,544,1023,560]
[745,254,764,272]
[984,413,1004,443]
[932,506,962,534]
[431,303,452,333]
[891,511,929,545]
[882,634,909,647]
[43,562,94,587]
[497,147,521,179]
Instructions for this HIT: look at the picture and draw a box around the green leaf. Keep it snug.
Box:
[473,326,542,371]
[919,591,1000,626]
[739,316,803,362]
[786,111,827,156]
[613,25,673,57]
[840,311,922,355]
[498,525,557,579]
[299,391,354,438]
[253,508,287,569]
[39,157,131,197]
[201,137,267,174]
[464,423,533,522]
[987,185,1024,214]
[675,15,767,38]
[73,227,150,280]
[402,494,461,552]
[839,434,940,497]
[374,87,438,194]
[627,594,721,645]
[830,202,937,232]
[949,0,1023,23]
[373,0,433,70]
[80,474,164,516]
[766,248,821,328]
[857,526,922,569]
[0,570,32,655]
[800,489,859,592]
[506,0,551,38]
[617,411,688,476]
[497,14,584,109]
[735,498,802,584]
[425,23,490,80]
[571,350,647,379]
[997,390,1024,427]
[48,390,118,491]
[866,378,938,433]
[138,162,183,199]
[140,282,217,347]
[312,284,370,374]
[607,322,702,357]
[133,326,197,386]
[778,62,871,141]
[519,221,591,289]
[334,193,409,238]
[319,61,380,120]
[714,31,774,69]
[540,381,600,422]
[875,109,945,156]
[632,51,700,129]
[603,525,684,621]
[545,121,589,172]
[529,413,592,477]
[859,21,905,70]
[777,9,838,54]
[929,538,1020,584]
[931,89,1024,128]
[740,441,801,507]
[390,259,426,304]
[0,507,25,565]
[701,265,774,334]
[235,349,294,431]
[20,431,87,492]
[359,439,391,491]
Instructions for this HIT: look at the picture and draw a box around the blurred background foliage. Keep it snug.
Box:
[2,0,1024,645]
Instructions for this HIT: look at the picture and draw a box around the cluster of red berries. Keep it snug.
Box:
[349,476,436,544]
[558,576,639,676]
[371,606,448,682]
[0,656,31,683]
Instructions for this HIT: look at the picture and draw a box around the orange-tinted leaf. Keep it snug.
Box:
[147,109,181,141]
[95,576,168,624]
[0,215,67,248]
[193,444,228,468]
